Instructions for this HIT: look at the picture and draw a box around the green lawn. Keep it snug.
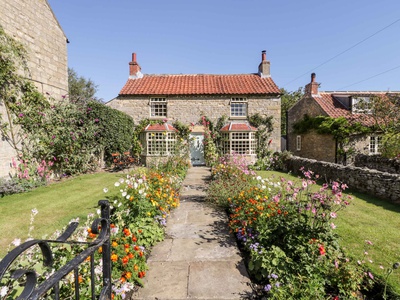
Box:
[258,170,400,295]
[0,172,122,258]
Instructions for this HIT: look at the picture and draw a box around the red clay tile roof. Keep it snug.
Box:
[144,123,177,131]
[119,74,280,96]
[312,92,380,126]
[313,93,351,118]
[220,122,258,132]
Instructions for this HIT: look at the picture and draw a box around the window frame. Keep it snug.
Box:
[369,135,382,155]
[221,131,256,155]
[296,135,302,151]
[141,131,176,156]
[149,97,167,118]
[230,98,248,118]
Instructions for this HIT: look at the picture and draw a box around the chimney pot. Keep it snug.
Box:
[311,73,316,82]
[262,50,266,61]
[132,53,137,63]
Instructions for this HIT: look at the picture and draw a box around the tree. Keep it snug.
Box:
[280,87,303,135]
[68,68,100,103]
[363,94,400,158]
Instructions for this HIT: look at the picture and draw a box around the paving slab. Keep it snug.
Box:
[188,261,252,299]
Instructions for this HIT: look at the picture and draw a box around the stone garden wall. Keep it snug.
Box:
[285,156,400,204]
[354,154,400,174]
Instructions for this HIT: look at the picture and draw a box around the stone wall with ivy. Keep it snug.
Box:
[355,154,400,174]
[285,156,400,204]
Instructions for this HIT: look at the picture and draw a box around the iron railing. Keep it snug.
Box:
[0,200,112,299]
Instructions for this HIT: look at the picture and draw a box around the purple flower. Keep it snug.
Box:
[264,284,272,292]
[95,118,99,123]
[18,113,24,117]
[271,273,278,279]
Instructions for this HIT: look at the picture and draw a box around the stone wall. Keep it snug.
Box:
[284,156,400,204]
[107,94,281,152]
[0,0,68,99]
[355,154,400,174]
[0,0,68,178]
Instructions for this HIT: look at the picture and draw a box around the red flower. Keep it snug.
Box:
[318,244,326,256]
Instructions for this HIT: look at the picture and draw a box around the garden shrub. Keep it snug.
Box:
[86,101,135,165]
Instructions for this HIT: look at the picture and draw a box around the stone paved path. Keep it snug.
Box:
[131,167,253,300]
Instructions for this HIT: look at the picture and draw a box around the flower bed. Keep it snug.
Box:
[0,163,187,299]
[207,155,399,299]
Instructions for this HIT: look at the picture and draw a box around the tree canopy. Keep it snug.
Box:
[68,68,100,103]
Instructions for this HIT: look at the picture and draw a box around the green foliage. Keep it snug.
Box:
[200,115,225,167]
[381,132,400,159]
[248,113,274,158]
[251,151,292,171]
[68,68,99,103]
[280,87,304,135]
[86,100,135,163]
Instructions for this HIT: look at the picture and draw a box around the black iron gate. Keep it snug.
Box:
[0,200,112,299]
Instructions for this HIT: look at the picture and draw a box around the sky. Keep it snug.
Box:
[48,0,400,102]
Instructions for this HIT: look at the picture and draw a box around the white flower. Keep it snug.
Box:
[114,182,120,187]
[139,189,144,195]
[103,188,108,193]
[118,202,122,207]
[122,192,127,197]
[261,185,266,190]
[126,195,131,200]
[256,176,262,181]
[11,238,21,247]
[1,285,9,297]
[138,179,143,184]
[31,208,38,216]
[119,178,124,183]
[133,182,138,189]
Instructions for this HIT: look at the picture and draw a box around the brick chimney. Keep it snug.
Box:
[258,50,270,78]
[129,53,143,79]
[304,73,319,97]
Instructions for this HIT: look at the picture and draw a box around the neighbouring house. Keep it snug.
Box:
[0,0,69,178]
[106,51,281,166]
[287,73,398,165]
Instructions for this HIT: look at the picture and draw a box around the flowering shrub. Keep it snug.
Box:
[208,153,256,208]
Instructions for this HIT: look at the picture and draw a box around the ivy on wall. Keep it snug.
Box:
[293,115,373,158]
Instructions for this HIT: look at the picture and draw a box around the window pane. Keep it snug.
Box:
[231,103,247,117]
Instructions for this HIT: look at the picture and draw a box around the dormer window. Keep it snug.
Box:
[352,96,372,114]
[230,98,247,118]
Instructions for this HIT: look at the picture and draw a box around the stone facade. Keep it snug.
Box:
[0,0,68,178]
[286,93,336,161]
[107,95,281,152]
[285,156,400,204]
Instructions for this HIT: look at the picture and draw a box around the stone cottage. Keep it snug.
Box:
[107,51,281,165]
[0,0,69,178]
[287,73,398,165]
